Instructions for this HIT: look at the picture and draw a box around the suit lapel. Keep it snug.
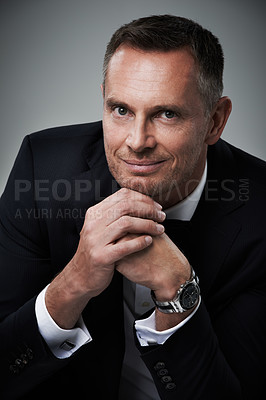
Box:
[190,140,245,295]
[70,136,119,234]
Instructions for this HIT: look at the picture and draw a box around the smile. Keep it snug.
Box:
[122,159,167,174]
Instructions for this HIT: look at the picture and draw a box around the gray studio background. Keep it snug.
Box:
[1,0,265,194]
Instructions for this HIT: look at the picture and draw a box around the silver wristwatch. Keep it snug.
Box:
[151,267,200,313]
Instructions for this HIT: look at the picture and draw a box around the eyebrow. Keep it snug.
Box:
[105,98,130,110]
[105,97,188,116]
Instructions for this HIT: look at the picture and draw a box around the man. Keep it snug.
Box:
[0,14,265,400]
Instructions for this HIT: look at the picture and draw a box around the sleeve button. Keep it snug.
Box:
[15,358,23,368]
[161,375,172,383]
[26,348,33,360]
[154,361,166,371]
[157,368,168,377]
[20,353,28,365]
[166,382,177,390]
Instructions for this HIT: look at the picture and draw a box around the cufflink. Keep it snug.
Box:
[59,341,76,351]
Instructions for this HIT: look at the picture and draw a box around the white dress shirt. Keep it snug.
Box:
[35,163,207,397]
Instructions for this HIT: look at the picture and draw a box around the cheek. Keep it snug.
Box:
[167,128,205,165]
[105,134,122,151]
[103,119,119,152]
[103,129,125,161]
[103,115,132,156]
[163,132,193,159]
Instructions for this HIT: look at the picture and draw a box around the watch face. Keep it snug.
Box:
[180,282,199,310]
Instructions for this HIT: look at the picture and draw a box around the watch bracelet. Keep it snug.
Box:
[150,266,200,313]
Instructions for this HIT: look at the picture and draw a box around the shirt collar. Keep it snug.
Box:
[165,162,207,221]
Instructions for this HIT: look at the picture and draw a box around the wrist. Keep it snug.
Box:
[154,297,201,331]
[45,265,91,330]
[153,263,192,302]
[155,307,193,331]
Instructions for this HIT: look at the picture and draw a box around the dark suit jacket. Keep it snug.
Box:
[0,121,265,399]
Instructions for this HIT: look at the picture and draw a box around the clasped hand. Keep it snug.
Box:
[46,188,191,329]
[75,188,191,301]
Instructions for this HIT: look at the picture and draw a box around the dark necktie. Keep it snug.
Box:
[163,218,193,262]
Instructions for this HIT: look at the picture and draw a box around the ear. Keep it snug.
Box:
[100,84,105,98]
[205,96,232,145]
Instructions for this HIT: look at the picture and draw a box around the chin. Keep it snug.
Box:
[118,175,170,200]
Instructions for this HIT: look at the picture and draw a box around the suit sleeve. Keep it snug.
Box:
[0,136,71,398]
[136,253,266,399]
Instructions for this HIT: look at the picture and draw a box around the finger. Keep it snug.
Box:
[88,187,160,215]
[106,187,162,209]
[107,235,153,264]
[86,187,165,225]
[103,216,165,244]
[105,199,166,226]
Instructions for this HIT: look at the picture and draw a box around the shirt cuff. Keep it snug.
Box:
[35,285,92,359]
[135,297,201,346]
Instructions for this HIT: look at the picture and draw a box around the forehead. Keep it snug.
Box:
[105,45,200,104]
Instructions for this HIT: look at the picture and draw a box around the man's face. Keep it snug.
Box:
[102,45,210,208]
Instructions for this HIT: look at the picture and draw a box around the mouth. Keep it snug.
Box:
[122,159,167,174]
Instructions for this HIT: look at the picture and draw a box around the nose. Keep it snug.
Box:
[125,118,156,152]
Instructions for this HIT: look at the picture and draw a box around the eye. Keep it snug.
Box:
[109,104,134,121]
[115,106,128,116]
[163,110,176,119]
[154,109,178,122]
